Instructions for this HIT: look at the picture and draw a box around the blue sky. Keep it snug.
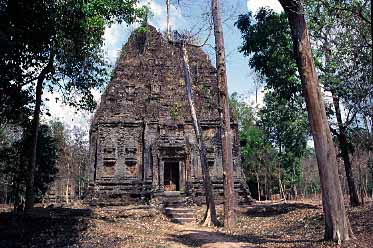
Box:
[45,0,283,131]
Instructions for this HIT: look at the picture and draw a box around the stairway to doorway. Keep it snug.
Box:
[161,192,195,224]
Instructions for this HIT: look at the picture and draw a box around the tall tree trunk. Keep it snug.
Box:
[264,169,268,200]
[24,73,43,211]
[65,181,69,204]
[279,0,353,242]
[211,0,236,230]
[332,93,360,206]
[181,43,219,226]
[24,55,54,212]
[13,174,22,212]
[358,161,364,206]
[255,171,260,201]
[370,151,373,198]
[166,0,171,41]
[292,162,298,200]
[78,162,81,199]
[66,162,70,204]
[279,173,286,201]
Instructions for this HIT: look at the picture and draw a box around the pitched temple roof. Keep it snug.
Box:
[91,25,221,129]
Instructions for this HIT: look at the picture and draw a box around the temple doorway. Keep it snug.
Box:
[164,161,180,191]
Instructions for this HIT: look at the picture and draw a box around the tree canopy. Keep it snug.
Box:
[0,0,147,123]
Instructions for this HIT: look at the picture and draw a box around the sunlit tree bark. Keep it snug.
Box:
[279,0,353,242]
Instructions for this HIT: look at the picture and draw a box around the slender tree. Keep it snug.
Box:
[211,0,236,229]
[278,0,353,242]
[331,92,360,206]
[180,42,219,226]
[306,0,371,207]
[26,52,54,211]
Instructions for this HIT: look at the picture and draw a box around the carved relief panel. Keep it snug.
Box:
[98,129,117,178]
[125,139,138,177]
[151,83,161,98]
[125,83,136,95]
[116,127,143,178]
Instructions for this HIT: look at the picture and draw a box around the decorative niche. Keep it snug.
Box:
[206,146,215,160]
[125,158,137,176]
[104,160,116,167]
[151,84,160,95]
[124,142,138,177]
[125,146,137,160]
[102,146,116,177]
[103,147,116,167]
[149,82,161,101]
[208,160,215,168]
[125,83,136,96]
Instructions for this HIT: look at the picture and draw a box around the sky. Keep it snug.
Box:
[45,0,283,132]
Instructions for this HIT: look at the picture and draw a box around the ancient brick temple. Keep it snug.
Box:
[88,26,249,205]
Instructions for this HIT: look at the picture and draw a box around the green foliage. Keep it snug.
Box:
[236,8,301,100]
[136,25,149,34]
[236,3,371,200]
[84,0,147,25]
[231,92,309,199]
[229,93,255,131]
[259,94,308,189]
[236,8,310,199]
[0,0,146,120]
[0,84,32,127]
[0,124,58,203]
[258,92,308,160]
[136,4,152,33]
[230,93,274,198]
[47,120,91,200]
[306,2,372,201]
[170,103,181,121]
[306,0,372,132]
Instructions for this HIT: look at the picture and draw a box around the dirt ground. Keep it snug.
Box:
[0,200,372,248]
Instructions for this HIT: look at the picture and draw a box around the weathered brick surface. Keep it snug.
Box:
[89,26,249,205]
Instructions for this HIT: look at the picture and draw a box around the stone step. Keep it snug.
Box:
[163,207,192,213]
[163,210,194,217]
[166,212,194,219]
[170,217,195,224]
[162,197,186,201]
[163,200,186,205]
[162,197,188,206]
[163,207,195,224]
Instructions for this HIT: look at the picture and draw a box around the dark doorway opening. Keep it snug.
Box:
[164,161,180,191]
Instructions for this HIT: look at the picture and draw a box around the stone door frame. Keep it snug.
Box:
[160,159,184,193]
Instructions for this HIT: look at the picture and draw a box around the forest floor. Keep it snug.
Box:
[0,199,372,248]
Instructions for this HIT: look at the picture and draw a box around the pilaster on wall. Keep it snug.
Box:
[159,160,165,192]
[89,131,98,182]
[151,150,160,190]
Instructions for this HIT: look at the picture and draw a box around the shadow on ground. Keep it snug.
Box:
[349,206,373,234]
[167,229,317,248]
[243,202,319,218]
[0,208,92,248]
